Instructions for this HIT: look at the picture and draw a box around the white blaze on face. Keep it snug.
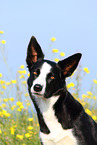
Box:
[31,62,52,95]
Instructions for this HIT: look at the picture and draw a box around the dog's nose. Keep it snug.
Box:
[34,84,42,92]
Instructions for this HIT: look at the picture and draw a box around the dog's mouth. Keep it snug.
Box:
[33,92,43,97]
[34,92,43,96]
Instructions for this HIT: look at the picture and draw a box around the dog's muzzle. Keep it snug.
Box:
[34,84,43,92]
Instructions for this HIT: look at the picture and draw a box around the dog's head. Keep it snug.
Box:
[26,36,82,98]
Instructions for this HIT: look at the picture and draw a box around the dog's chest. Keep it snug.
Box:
[40,131,78,145]
[35,96,78,145]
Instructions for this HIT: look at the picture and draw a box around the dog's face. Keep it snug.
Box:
[27,60,65,98]
[26,36,82,99]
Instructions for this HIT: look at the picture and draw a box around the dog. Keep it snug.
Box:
[26,36,97,145]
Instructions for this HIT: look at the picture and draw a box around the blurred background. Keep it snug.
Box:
[0,1,97,144]
[0,0,97,80]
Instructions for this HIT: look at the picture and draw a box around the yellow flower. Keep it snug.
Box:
[16,134,24,140]
[2,85,6,89]
[0,31,4,34]
[93,96,96,100]
[60,52,65,57]
[25,93,29,97]
[0,112,3,117]
[16,101,23,106]
[20,75,25,79]
[93,79,97,84]
[11,105,16,111]
[0,80,5,84]
[17,108,22,112]
[11,80,16,84]
[87,91,93,96]
[2,103,6,108]
[29,131,33,134]
[9,98,14,102]
[25,133,31,138]
[0,73,3,77]
[0,129,2,134]
[67,82,75,89]
[5,113,11,117]
[81,102,86,106]
[28,73,30,77]
[27,125,33,130]
[85,109,92,116]
[3,98,9,102]
[22,70,27,74]
[28,118,33,122]
[52,49,59,53]
[82,94,87,98]
[18,70,26,74]
[50,37,56,42]
[18,70,22,74]
[92,115,97,121]
[4,132,7,135]
[37,123,39,127]
[22,81,26,85]
[2,110,11,117]
[26,102,31,106]
[19,105,24,109]
[54,58,59,62]
[83,67,90,73]
[20,65,25,69]
[6,81,11,85]
[10,127,15,135]
[1,40,6,44]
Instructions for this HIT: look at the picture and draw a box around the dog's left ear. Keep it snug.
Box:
[57,53,82,78]
[26,36,44,70]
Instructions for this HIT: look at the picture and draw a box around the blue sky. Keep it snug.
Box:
[0,0,97,91]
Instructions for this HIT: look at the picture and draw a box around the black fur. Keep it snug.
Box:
[26,36,97,145]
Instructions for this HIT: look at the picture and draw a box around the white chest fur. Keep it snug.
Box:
[34,96,78,145]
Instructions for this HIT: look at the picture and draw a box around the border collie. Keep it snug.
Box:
[26,36,97,145]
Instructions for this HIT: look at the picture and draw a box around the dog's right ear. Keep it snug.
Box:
[26,36,44,70]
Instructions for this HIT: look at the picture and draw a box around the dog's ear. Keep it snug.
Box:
[57,53,82,78]
[26,36,44,69]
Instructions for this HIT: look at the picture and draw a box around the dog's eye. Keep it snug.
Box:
[47,73,55,82]
[50,76,55,79]
[33,72,37,75]
[33,69,40,77]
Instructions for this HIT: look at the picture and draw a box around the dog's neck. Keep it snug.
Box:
[53,90,83,129]
[30,90,84,135]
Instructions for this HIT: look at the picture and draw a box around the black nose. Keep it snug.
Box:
[34,84,42,92]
